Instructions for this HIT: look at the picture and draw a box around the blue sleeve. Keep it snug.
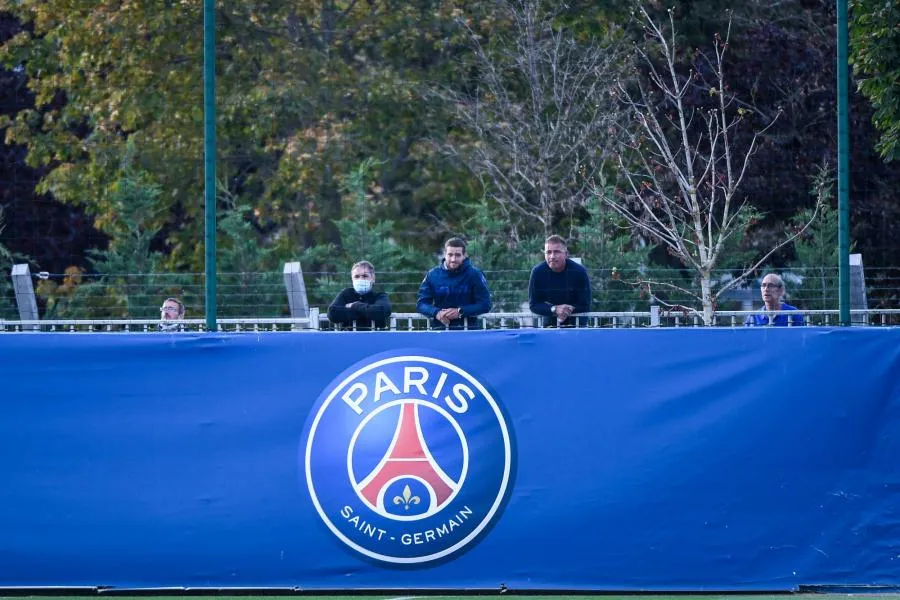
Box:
[791,311,805,326]
[529,268,553,316]
[460,270,492,316]
[572,269,592,313]
[416,273,438,318]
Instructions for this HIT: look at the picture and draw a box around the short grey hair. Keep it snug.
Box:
[162,297,185,318]
[544,234,568,250]
[761,273,785,289]
[351,260,375,275]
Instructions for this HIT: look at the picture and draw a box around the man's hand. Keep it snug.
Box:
[346,301,366,311]
[553,304,575,323]
[436,308,461,325]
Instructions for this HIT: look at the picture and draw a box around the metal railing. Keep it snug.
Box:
[2,309,899,333]
[9,262,899,322]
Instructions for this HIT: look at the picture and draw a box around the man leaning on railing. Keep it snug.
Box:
[528,235,592,328]
[416,237,492,330]
[327,260,392,330]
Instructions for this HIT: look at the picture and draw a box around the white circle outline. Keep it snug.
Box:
[304,355,512,564]
[347,399,469,520]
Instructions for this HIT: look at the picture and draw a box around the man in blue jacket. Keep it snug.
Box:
[528,235,592,327]
[745,273,805,327]
[417,237,492,329]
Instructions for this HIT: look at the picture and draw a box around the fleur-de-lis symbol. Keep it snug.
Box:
[392,484,421,511]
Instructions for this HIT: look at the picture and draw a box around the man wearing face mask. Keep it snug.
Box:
[327,260,392,330]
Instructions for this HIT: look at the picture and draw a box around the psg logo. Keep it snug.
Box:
[302,352,513,565]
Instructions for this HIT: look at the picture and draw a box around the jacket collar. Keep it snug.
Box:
[441,257,471,274]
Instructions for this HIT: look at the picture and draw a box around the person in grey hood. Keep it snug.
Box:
[416,237,492,329]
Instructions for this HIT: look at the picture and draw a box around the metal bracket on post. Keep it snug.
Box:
[849,253,868,325]
[12,264,39,330]
[308,307,320,330]
[283,261,311,327]
[650,304,660,327]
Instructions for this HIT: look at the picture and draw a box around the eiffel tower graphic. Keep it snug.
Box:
[358,402,458,515]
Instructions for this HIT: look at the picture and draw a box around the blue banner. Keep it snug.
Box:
[0,329,899,590]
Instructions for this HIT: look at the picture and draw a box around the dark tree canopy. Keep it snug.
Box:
[0,0,898,315]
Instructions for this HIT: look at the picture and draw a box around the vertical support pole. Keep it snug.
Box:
[650,304,660,328]
[849,253,868,324]
[203,0,218,331]
[836,0,851,326]
[11,264,39,330]
[283,261,311,324]
[308,307,321,330]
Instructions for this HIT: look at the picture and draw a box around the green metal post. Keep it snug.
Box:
[203,0,217,331]
[836,0,851,326]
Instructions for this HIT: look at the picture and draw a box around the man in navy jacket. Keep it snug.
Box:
[417,237,492,329]
[528,235,592,327]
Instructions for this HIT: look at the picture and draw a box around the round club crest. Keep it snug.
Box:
[302,353,513,565]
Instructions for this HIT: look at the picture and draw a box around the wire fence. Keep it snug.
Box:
[2,265,898,324]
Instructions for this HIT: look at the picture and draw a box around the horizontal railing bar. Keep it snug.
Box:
[1,308,898,331]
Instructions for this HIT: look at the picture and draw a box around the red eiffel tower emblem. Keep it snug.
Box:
[359,402,456,511]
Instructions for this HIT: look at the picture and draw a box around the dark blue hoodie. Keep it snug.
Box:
[416,257,492,329]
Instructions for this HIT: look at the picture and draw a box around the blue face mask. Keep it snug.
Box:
[353,279,373,295]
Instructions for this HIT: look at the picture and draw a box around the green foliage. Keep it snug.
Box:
[37,165,177,319]
[35,168,295,319]
[333,160,422,275]
[790,204,839,310]
[574,197,654,312]
[463,201,542,312]
[850,0,900,161]
[789,169,844,310]
[0,0,484,270]
[0,208,18,319]
[5,0,897,317]
[215,194,292,318]
[302,159,431,312]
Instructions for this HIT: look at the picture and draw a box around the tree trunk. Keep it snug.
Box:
[700,274,714,326]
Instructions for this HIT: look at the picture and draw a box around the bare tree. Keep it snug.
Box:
[436,0,625,239]
[601,7,819,324]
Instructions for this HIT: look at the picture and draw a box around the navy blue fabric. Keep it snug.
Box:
[528,259,592,326]
[0,328,898,590]
[327,287,392,329]
[416,257,492,329]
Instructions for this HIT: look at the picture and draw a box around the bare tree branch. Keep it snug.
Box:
[432,0,625,237]
[600,6,816,324]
